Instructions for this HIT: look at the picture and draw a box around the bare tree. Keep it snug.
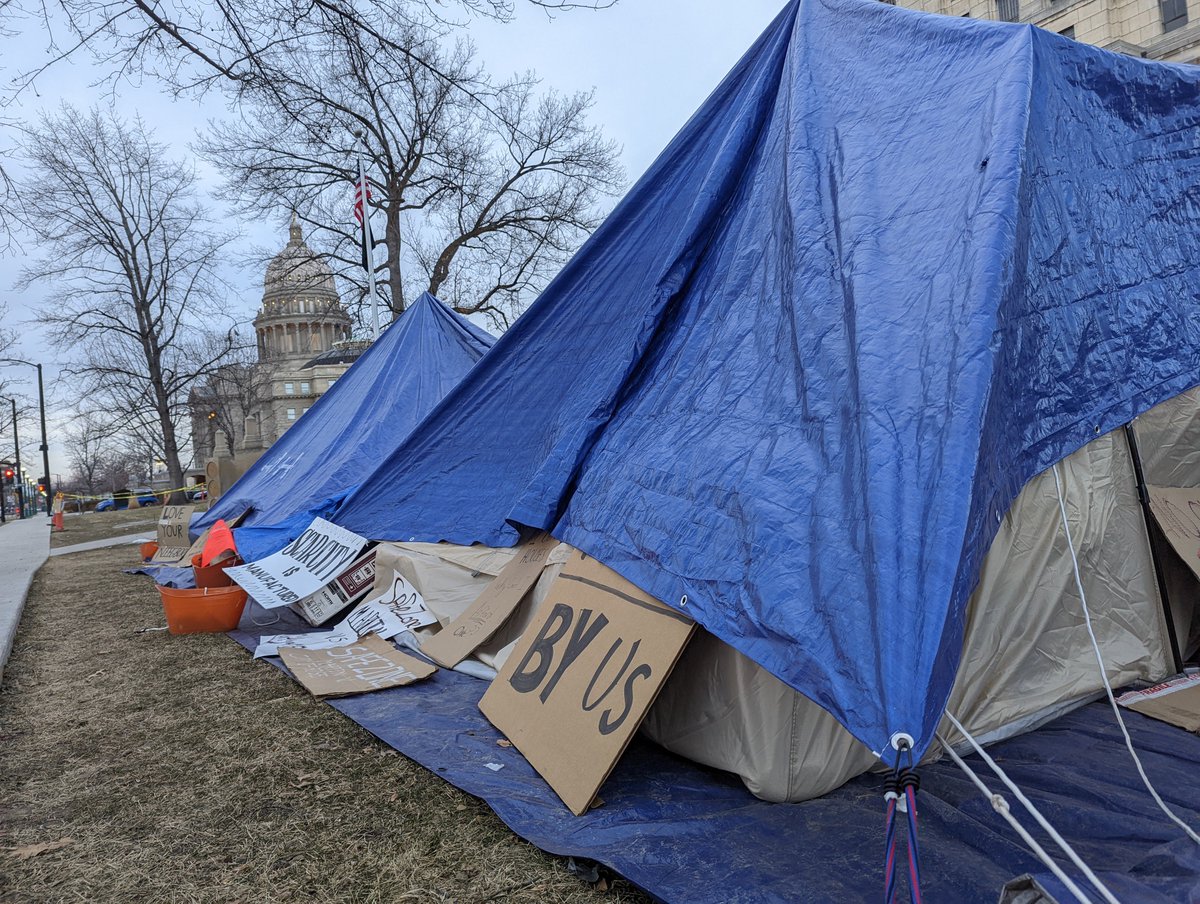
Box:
[63,411,116,496]
[190,340,269,460]
[1,0,615,101]
[15,105,240,502]
[201,17,622,326]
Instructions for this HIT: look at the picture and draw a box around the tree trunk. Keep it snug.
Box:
[384,194,405,320]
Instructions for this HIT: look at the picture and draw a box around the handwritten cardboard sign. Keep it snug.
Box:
[479,549,694,815]
[148,505,195,564]
[280,634,436,697]
[226,518,368,609]
[293,547,378,626]
[1147,485,1200,580]
[421,533,559,668]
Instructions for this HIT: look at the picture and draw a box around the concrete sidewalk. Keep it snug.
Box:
[0,517,51,682]
[49,533,155,557]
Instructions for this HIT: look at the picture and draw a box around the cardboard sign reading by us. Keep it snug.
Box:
[1146,486,1200,580]
[421,533,559,668]
[148,505,196,564]
[279,633,436,697]
[478,550,694,815]
[227,518,368,609]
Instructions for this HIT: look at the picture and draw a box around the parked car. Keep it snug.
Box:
[184,486,208,502]
[95,488,159,512]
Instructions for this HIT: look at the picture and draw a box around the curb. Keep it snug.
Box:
[0,518,53,684]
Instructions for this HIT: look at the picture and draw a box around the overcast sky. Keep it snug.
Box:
[0,0,786,475]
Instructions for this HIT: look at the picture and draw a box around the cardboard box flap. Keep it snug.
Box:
[421,533,559,669]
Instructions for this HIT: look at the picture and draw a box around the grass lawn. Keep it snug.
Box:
[48,507,160,550]
[0,542,651,903]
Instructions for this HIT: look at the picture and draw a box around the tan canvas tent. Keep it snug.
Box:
[359,391,1198,804]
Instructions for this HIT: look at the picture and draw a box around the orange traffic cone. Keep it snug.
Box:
[201,519,238,567]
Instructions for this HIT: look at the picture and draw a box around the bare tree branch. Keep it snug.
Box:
[198,16,622,328]
[16,104,241,501]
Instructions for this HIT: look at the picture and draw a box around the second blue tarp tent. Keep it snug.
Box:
[196,292,494,560]
[329,0,1200,764]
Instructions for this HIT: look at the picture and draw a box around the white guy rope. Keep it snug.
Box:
[1052,463,1200,845]
[934,731,1096,904]
[944,711,1119,904]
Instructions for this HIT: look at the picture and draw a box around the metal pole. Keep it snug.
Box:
[37,364,50,515]
[0,466,6,523]
[355,132,380,340]
[1124,422,1183,673]
[9,398,22,520]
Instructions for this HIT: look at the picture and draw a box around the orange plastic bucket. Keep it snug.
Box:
[191,554,240,589]
[157,585,249,634]
[140,542,159,561]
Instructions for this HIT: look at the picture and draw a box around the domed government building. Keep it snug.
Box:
[190,216,368,479]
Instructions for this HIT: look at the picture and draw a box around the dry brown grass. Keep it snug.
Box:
[0,544,652,903]
[48,508,159,549]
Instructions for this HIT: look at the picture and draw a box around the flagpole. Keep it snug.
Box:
[355,131,380,341]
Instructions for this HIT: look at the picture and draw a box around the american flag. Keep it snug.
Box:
[353,178,372,225]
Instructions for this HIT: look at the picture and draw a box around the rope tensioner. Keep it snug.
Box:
[882,733,922,904]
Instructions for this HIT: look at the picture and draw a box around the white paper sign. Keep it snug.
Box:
[357,571,438,633]
[254,623,360,659]
[227,518,367,609]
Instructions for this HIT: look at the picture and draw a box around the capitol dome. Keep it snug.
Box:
[263,215,338,298]
[254,215,352,363]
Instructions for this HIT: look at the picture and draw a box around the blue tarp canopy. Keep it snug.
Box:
[332,0,1200,761]
[196,292,494,560]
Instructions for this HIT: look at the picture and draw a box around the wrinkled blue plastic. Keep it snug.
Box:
[229,604,1200,903]
[333,0,1200,759]
[194,293,493,557]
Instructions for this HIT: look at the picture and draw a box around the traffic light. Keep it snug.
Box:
[2,468,12,481]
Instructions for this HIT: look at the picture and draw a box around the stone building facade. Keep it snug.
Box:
[191,218,366,466]
[897,0,1200,62]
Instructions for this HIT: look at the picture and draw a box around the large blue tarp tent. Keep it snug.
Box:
[196,292,494,558]
[331,0,1200,762]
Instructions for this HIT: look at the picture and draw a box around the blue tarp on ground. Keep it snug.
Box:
[331,0,1200,761]
[194,293,493,562]
[229,603,1200,903]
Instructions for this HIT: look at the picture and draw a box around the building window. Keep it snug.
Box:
[1161,0,1187,31]
[997,0,1019,21]
[1059,25,1075,38]
[286,408,297,421]
[327,378,337,388]
[284,382,294,394]
[300,381,311,394]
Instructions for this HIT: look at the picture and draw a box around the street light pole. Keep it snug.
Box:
[5,396,23,520]
[0,359,52,514]
[36,364,50,515]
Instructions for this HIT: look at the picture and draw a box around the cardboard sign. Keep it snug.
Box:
[1147,486,1200,580]
[1118,673,1200,733]
[293,547,378,626]
[227,518,367,609]
[479,550,694,815]
[280,634,436,697]
[421,533,559,668]
[148,505,196,564]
